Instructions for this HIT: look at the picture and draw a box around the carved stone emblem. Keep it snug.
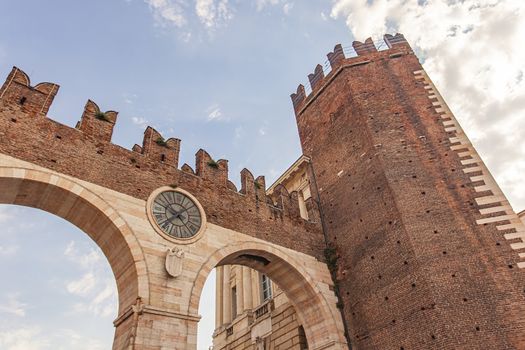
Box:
[165,247,184,278]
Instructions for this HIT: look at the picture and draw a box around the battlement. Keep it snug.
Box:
[0,67,59,116]
[0,66,324,258]
[291,33,411,114]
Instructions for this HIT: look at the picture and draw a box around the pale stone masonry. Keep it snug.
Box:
[213,264,306,350]
[0,153,346,349]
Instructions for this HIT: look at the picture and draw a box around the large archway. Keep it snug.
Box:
[0,166,149,346]
[190,241,348,350]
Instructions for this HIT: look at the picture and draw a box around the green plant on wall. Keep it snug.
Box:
[324,245,344,309]
[95,111,110,122]
[155,137,169,147]
[207,160,219,169]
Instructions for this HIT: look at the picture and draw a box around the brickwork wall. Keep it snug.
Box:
[0,67,324,260]
[294,35,525,349]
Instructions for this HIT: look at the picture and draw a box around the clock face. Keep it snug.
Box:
[151,190,202,239]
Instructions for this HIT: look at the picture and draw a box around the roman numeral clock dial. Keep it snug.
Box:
[147,187,205,242]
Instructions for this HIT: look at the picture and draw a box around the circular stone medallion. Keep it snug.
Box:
[147,187,206,243]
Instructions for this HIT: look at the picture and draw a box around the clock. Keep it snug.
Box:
[147,187,206,242]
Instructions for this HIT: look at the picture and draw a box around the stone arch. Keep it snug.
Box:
[0,166,149,313]
[189,240,347,350]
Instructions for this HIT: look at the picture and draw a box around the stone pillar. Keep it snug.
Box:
[236,267,244,314]
[222,265,231,324]
[215,266,223,327]
[242,267,253,310]
[298,191,308,220]
[112,300,201,350]
[251,269,260,307]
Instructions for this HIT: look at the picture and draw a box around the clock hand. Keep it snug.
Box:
[165,206,181,218]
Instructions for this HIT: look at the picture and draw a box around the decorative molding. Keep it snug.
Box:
[165,246,184,278]
[414,69,525,268]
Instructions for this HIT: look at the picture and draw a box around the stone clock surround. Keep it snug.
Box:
[0,153,347,350]
[146,186,207,243]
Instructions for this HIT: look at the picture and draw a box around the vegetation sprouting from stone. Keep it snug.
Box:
[155,137,169,147]
[95,111,110,122]
[324,245,344,309]
[207,160,219,168]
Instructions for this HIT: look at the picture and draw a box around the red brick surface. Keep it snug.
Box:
[0,67,324,260]
[295,37,525,349]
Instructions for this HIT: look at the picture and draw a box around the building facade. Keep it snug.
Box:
[0,33,524,349]
[213,158,312,350]
[213,265,307,350]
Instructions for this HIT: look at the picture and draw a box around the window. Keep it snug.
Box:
[260,274,272,301]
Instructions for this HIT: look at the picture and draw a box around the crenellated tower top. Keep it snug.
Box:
[291,33,411,114]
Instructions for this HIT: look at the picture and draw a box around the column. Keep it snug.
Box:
[215,266,223,328]
[242,266,253,310]
[222,265,232,324]
[236,267,244,314]
[251,269,260,307]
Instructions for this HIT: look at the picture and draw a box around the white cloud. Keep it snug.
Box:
[330,0,525,211]
[206,104,229,122]
[283,2,294,15]
[63,241,117,318]
[258,120,269,136]
[181,31,192,42]
[0,326,106,350]
[122,92,137,104]
[256,0,280,11]
[195,0,233,29]
[143,0,233,36]
[256,0,293,13]
[0,294,27,317]
[144,0,187,27]
[0,327,46,350]
[64,241,102,269]
[0,245,18,257]
[66,273,96,296]
[234,126,244,142]
[142,0,296,38]
[70,279,117,318]
[132,116,149,128]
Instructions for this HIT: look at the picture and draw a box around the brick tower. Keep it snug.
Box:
[292,34,525,349]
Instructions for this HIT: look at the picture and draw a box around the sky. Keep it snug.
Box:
[0,0,524,349]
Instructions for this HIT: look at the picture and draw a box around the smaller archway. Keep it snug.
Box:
[190,241,348,350]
